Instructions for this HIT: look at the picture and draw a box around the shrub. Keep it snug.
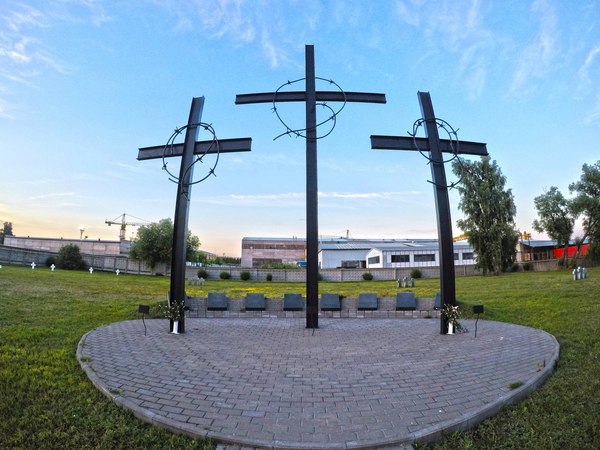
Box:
[318,273,323,281]
[266,273,273,282]
[260,262,299,269]
[410,268,422,279]
[362,272,373,281]
[510,263,520,272]
[219,271,231,280]
[57,244,85,270]
[197,269,208,279]
[522,262,533,272]
[45,256,57,267]
[240,271,251,281]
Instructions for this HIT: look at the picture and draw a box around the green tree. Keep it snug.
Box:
[0,221,13,245]
[532,186,574,266]
[452,156,519,275]
[569,160,600,262]
[58,244,85,270]
[186,234,201,262]
[129,218,200,269]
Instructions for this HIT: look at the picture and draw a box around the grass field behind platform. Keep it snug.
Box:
[0,265,599,449]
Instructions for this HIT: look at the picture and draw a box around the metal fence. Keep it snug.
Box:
[0,245,561,280]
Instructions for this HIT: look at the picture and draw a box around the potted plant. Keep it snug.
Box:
[159,300,186,334]
[441,304,462,334]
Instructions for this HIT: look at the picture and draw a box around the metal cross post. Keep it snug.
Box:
[138,97,251,333]
[236,45,386,329]
[371,92,488,334]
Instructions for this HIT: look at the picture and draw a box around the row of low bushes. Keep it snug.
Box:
[199,268,424,282]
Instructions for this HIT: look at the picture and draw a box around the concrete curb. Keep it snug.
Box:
[77,319,559,449]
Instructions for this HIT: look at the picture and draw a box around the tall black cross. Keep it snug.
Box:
[236,45,386,329]
[371,92,488,334]
[138,96,251,333]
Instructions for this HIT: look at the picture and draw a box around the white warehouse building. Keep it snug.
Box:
[363,240,475,269]
[317,238,475,269]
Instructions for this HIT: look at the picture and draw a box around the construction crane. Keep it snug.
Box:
[105,213,149,241]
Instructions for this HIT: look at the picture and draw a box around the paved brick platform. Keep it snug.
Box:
[78,319,559,449]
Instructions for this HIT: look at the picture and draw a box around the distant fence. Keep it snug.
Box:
[0,245,560,280]
[0,245,167,275]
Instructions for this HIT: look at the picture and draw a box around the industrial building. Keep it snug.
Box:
[4,236,128,256]
[241,237,306,268]
[241,236,477,269]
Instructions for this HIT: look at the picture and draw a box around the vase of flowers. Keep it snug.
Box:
[159,300,185,334]
[441,304,461,335]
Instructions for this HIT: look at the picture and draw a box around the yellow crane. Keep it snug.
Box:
[105,213,149,241]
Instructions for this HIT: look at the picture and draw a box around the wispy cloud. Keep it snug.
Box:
[0,4,61,118]
[320,191,419,199]
[508,0,559,96]
[584,93,600,126]
[203,190,420,207]
[579,45,600,86]
[394,0,421,27]
[28,192,75,201]
[578,44,600,125]
[393,0,495,100]
[156,0,317,69]
[26,191,82,209]
[260,28,290,69]
[0,1,111,119]
[162,0,256,41]
[114,162,148,173]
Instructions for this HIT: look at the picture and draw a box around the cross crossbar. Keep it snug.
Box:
[370,91,487,335]
[236,44,385,329]
[139,96,251,334]
[370,135,488,156]
[137,138,252,161]
[236,91,386,105]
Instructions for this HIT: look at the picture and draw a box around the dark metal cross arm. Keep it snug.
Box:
[137,138,252,161]
[235,45,386,330]
[236,91,386,105]
[370,135,488,156]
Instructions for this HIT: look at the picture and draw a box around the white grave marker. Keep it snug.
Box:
[50,264,56,271]
[31,262,36,270]
[115,269,120,276]
[89,267,94,274]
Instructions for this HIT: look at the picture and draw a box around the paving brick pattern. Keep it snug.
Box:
[78,318,558,449]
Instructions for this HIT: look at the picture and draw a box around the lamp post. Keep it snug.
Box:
[79,225,85,240]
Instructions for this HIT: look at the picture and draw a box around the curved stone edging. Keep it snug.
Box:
[77,319,559,449]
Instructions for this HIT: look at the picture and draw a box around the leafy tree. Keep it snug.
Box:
[206,255,241,266]
[58,244,85,270]
[129,218,200,269]
[569,160,600,262]
[196,251,209,264]
[0,221,13,245]
[452,156,519,275]
[186,234,201,262]
[532,186,574,266]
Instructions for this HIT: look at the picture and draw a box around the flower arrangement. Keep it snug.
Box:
[442,304,466,333]
[158,300,186,322]
[441,304,461,325]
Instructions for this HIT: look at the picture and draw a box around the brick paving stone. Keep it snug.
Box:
[78,318,559,449]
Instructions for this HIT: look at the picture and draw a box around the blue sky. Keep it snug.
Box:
[1,0,599,256]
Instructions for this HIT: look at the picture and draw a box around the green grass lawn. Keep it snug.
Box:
[0,265,598,449]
